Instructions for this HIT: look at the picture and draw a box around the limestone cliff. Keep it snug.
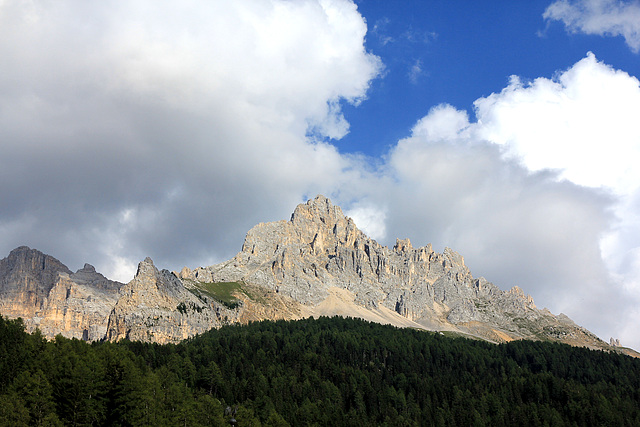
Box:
[191,195,607,349]
[105,258,222,343]
[0,247,305,343]
[103,257,307,344]
[0,246,122,340]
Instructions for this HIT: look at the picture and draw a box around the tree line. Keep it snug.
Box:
[1,314,639,426]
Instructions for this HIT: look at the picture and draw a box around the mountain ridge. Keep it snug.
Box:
[185,195,611,348]
[0,195,635,355]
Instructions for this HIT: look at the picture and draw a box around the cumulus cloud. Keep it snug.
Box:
[0,0,381,279]
[376,106,613,320]
[367,53,640,348]
[474,53,640,193]
[471,54,640,317]
[544,0,640,52]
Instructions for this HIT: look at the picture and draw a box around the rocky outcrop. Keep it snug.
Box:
[36,264,122,341]
[190,195,607,348]
[103,257,309,344]
[0,247,122,340]
[105,258,222,343]
[0,247,307,343]
[0,246,72,318]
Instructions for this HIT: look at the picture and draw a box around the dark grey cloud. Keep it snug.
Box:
[0,0,381,279]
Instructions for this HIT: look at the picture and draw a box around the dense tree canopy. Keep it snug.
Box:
[1,314,639,426]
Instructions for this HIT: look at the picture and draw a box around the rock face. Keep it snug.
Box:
[0,246,122,340]
[0,196,627,352]
[191,195,606,348]
[0,248,306,344]
[104,257,307,344]
[105,258,223,343]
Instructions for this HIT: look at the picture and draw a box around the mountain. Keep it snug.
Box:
[0,246,121,341]
[0,195,634,354]
[183,195,612,349]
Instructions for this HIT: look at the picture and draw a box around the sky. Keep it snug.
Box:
[1,0,640,348]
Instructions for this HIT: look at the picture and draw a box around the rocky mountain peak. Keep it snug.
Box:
[0,247,123,341]
[79,263,96,273]
[134,257,157,281]
[287,194,360,248]
[443,247,465,268]
[393,238,413,252]
[193,195,612,350]
[70,261,122,291]
[106,256,229,343]
[4,246,72,277]
[124,256,188,303]
[0,246,72,302]
[291,194,343,225]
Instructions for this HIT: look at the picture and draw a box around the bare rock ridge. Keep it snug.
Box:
[0,247,302,344]
[104,257,228,343]
[0,195,634,354]
[188,195,610,349]
[0,246,121,341]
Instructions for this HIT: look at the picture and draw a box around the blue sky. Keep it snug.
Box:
[341,1,640,157]
[1,0,640,349]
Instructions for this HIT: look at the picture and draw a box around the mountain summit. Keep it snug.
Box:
[185,195,605,347]
[0,195,630,353]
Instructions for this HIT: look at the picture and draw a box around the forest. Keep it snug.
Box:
[1,314,639,426]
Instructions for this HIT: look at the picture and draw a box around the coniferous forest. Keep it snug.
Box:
[1,315,640,426]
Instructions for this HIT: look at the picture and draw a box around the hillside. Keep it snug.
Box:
[184,195,628,352]
[1,315,640,426]
[0,195,634,355]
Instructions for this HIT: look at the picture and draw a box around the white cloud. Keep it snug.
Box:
[371,17,394,45]
[360,53,640,349]
[384,107,615,325]
[408,59,424,84]
[411,104,470,142]
[345,203,387,241]
[0,0,381,279]
[468,55,640,339]
[544,0,640,52]
[473,52,640,194]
